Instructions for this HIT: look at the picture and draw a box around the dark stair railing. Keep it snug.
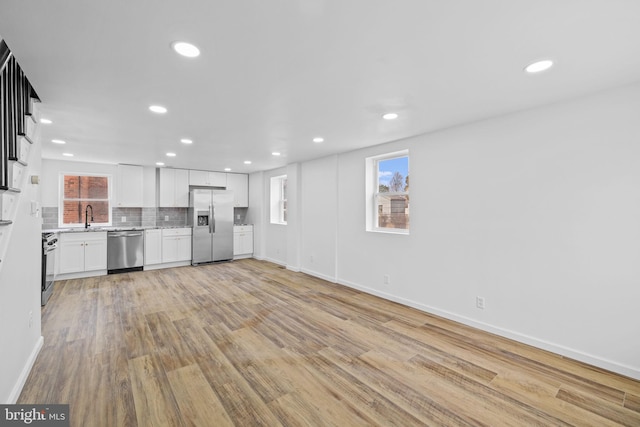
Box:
[1,39,40,194]
[1,39,40,228]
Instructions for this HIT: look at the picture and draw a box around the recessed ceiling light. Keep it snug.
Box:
[244,160,252,165]
[382,113,399,120]
[525,59,554,73]
[40,118,52,124]
[172,41,201,58]
[51,139,66,144]
[166,152,176,157]
[224,168,231,172]
[180,138,193,144]
[149,105,167,114]
[62,153,73,157]
[272,152,281,156]
[156,162,165,166]
[313,137,324,143]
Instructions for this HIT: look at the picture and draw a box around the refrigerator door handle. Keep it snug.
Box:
[212,205,216,233]
[209,205,213,234]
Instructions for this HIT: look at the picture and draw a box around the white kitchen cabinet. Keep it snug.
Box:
[117,164,144,207]
[58,232,107,274]
[233,225,253,258]
[226,173,249,207]
[158,168,189,207]
[189,170,227,187]
[161,228,192,263]
[144,229,162,265]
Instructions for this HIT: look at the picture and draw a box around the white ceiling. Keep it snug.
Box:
[1,1,640,173]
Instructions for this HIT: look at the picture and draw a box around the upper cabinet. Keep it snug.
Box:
[226,173,249,207]
[158,168,189,207]
[157,168,247,208]
[189,170,226,187]
[116,164,143,207]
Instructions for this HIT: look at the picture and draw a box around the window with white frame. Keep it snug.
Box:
[270,175,287,225]
[59,173,112,227]
[366,151,409,233]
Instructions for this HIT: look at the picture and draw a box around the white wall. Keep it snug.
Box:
[0,132,44,403]
[257,167,288,265]
[300,155,338,282]
[286,163,301,272]
[258,81,640,379]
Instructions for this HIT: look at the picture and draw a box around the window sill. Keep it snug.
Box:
[368,228,409,235]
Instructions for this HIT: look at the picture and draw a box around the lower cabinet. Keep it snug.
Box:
[58,232,108,275]
[161,228,192,263]
[233,225,253,259]
[58,228,194,277]
[144,229,162,265]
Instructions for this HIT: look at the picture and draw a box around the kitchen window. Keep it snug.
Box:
[270,175,287,225]
[366,151,409,233]
[59,173,112,227]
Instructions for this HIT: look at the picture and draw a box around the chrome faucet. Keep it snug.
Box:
[85,204,94,228]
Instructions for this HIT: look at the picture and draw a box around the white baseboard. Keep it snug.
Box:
[262,256,286,267]
[337,278,640,381]
[56,269,107,280]
[7,336,43,404]
[300,268,336,284]
[144,260,191,271]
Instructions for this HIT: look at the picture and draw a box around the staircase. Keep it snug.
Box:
[0,39,40,266]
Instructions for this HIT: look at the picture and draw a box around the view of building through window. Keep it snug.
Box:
[61,175,110,225]
[376,156,409,230]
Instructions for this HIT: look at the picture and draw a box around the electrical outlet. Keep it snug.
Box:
[309,255,314,263]
[476,296,486,309]
[164,215,169,221]
[383,275,390,285]
[121,216,126,222]
[29,310,33,328]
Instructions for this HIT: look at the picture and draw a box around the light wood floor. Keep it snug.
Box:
[19,259,640,426]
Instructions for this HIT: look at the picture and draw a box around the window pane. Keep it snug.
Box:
[376,194,409,229]
[270,175,288,224]
[62,201,110,224]
[378,156,409,193]
[63,175,109,199]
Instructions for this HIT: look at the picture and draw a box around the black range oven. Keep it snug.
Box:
[41,232,58,305]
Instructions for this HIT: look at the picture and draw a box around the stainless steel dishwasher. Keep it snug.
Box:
[107,230,144,274]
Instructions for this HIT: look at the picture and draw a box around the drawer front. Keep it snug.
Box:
[162,227,192,237]
[234,225,253,233]
[60,231,107,242]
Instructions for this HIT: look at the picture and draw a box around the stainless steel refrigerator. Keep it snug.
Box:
[189,189,234,264]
